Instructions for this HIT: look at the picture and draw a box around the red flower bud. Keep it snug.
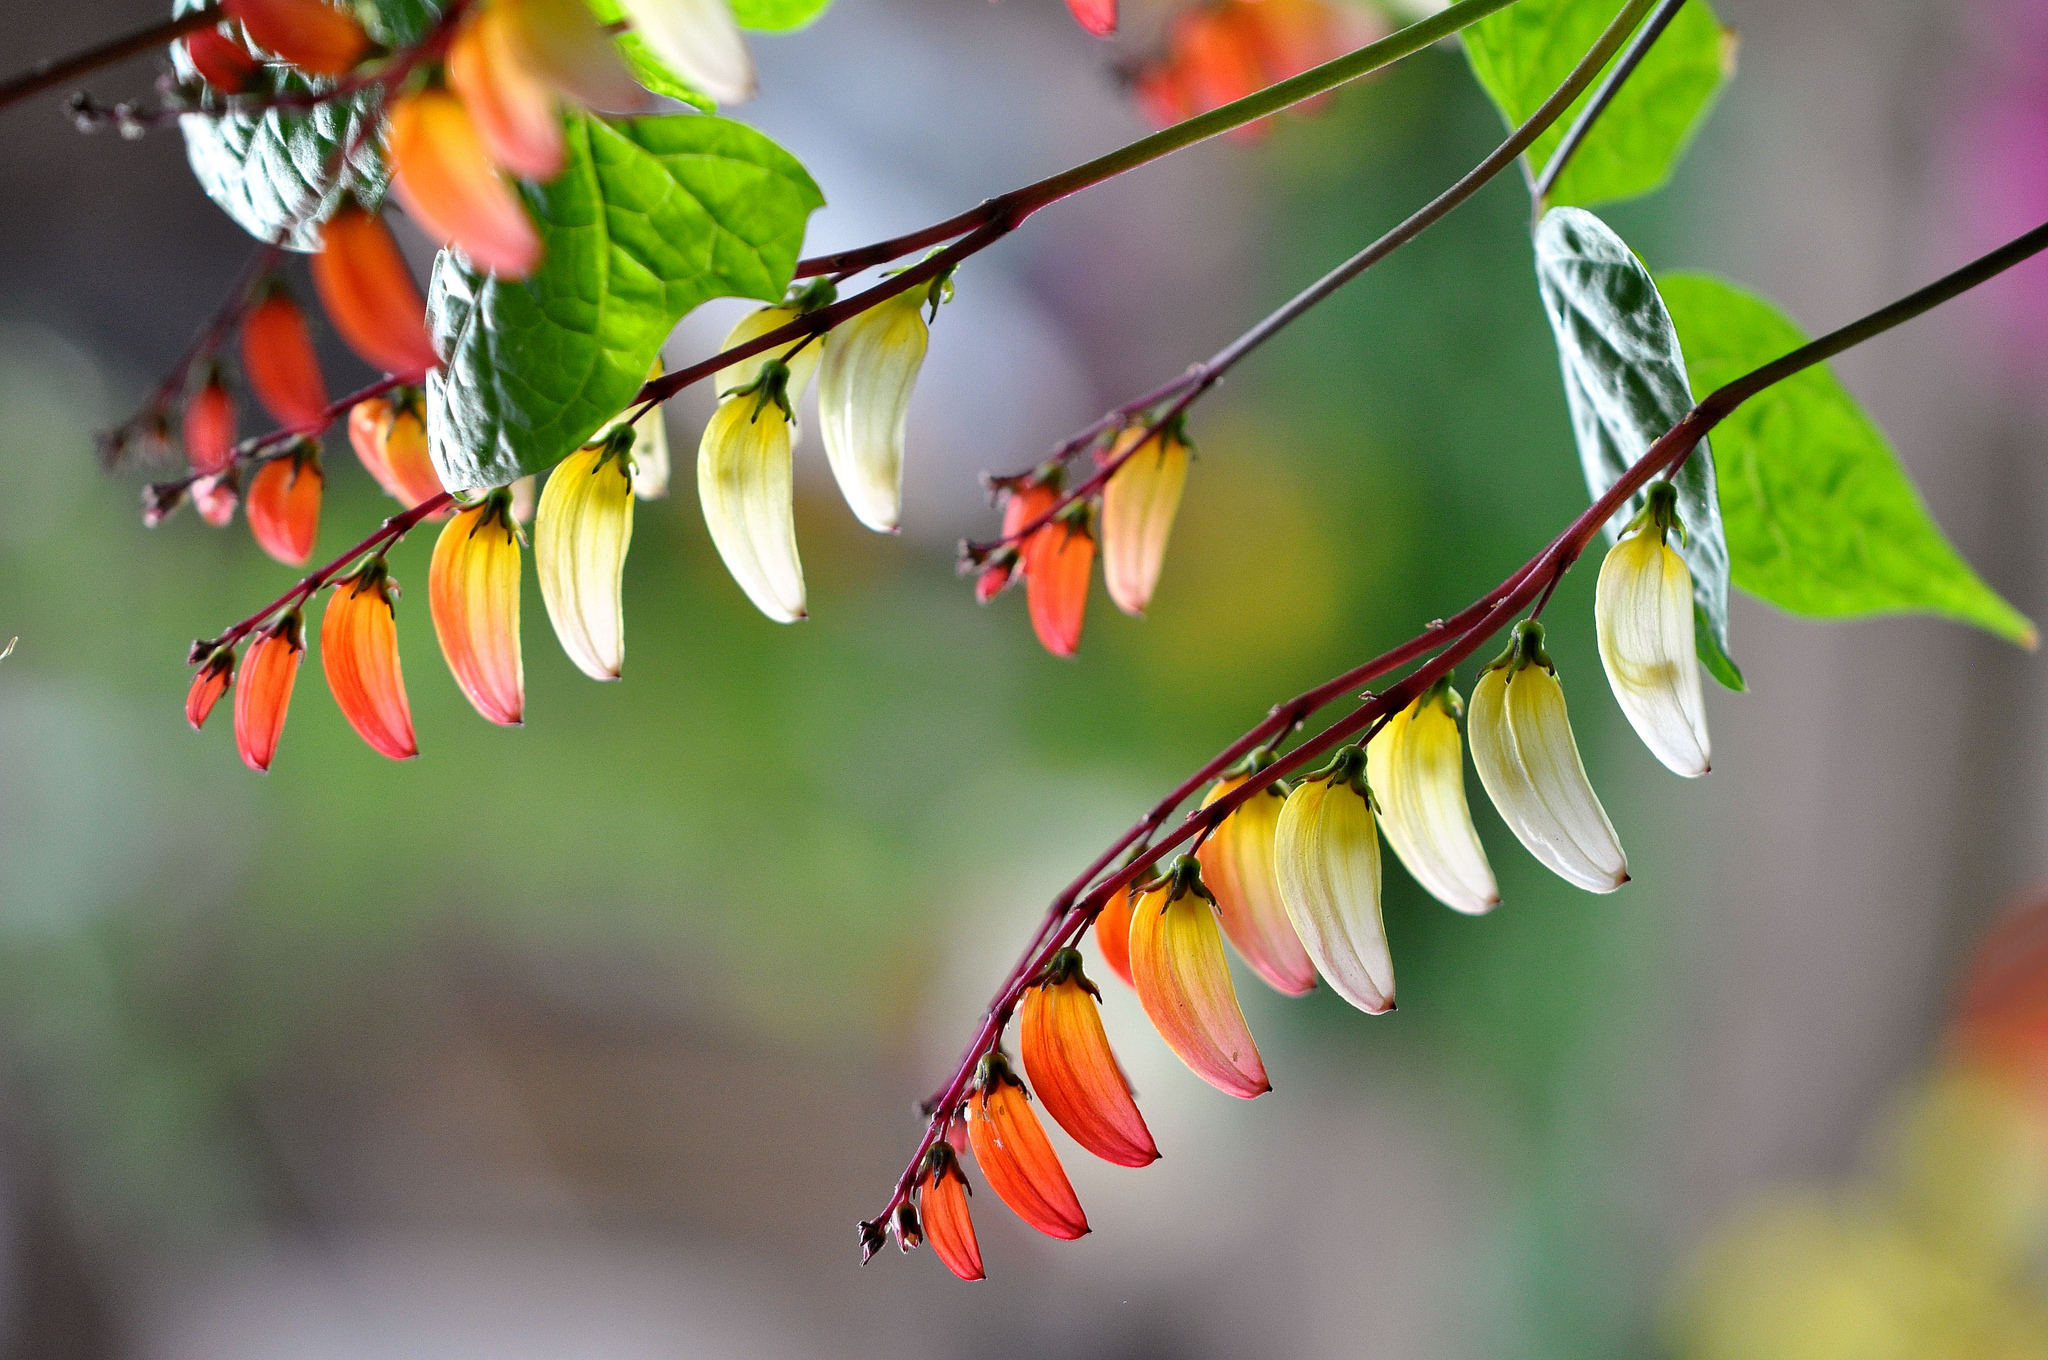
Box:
[223,0,370,76]
[186,648,236,731]
[311,203,439,380]
[1023,512,1094,658]
[916,1144,984,1282]
[183,27,261,93]
[246,445,323,567]
[183,376,237,476]
[964,1052,1089,1240]
[241,285,330,429]
[234,612,304,772]
[388,88,544,279]
[1064,0,1116,38]
[320,556,417,761]
[1020,950,1159,1167]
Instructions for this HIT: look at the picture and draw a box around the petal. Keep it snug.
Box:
[183,380,236,477]
[1597,531,1710,777]
[816,290,928,533]
[240,289,330,428]
[1063,0,1117,37]
[499,0,648,114]
[183,27,260,93]
[1367,689,1499,914]
[535,443,635,679]
[319,562,417,761]
[1099,427,1189,618]
[387,90,543,279]
[592,365,671,500]
[193,472,240,528]
[380,403,453,513]
[233,617,303,773]
[312,204,440,380]
[614,0,756,105]
[1273,761,1393,1014]
[697,397,806,623]
[223,0,369,76]
[186,652,234,731]
[1020,967,1159,1168]
[965,1065,1089,1239]
[447,5,566,181]
[917,1150,984,1282]
[246,452,323,568]
[1470,662,1628,893]
[1023,519,1093,658]
[715,306,823,413]
[1129,869,1270,1098]
[1197,776,1317,995]
[430,498,525,726]
[1093,886,1136,989]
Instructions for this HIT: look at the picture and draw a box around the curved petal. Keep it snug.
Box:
[715,305,823,409]
[1197,775,1316,995]
[1469,652,1628,893]
[186,651,235,731]
[613,0,755,105]
[817,291,928,533]
[697,396,805,622]
[535,442,635,679]
[387,89,542,279]
[1099,427,1189,617]
[500,0,647,114]
[241,289,329,428]
[1128,864,1270,1098]
[1093,885,1136,989]
[312,204,439,380]
[234,615,303,773]
[1024,519,1093,658]
[965,1062,1089,1240]
[917,1147,984,1282]
[320,560,417,761]
[1020,961,1159,1167]
[430,497,525,726]
[1367,688,1499,914]
[447,5,565,181]
[1597,529,1710,777]
[183,379,236,477]
[223,0,369,76]
[1273,757,1392,1014]
[246,451,323,568]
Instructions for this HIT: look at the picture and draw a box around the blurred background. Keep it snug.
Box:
[3,0,2048,1354]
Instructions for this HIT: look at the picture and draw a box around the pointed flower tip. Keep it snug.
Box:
[1275,770,1395,1016]
[537,442,634,681]
[967,1060,1089,1240]
[1129,866,1271,1099]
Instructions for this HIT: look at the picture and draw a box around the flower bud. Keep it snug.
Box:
[447,3,565,181]
[698,371,806,622]
[311,202,440,380]
[223,0,370,76]
[186,648,235,731]
[1595,483,1710,778]
[1093,884,1135,988]
[1197,762,1316,996]
[320,556,417,761]
[974,548,1018,604]
[183,27,260,93]
[430,491,525,726]
[183,374,237,476]
[916,1143,984,1282]
[246,443,323,567]
[1129,855,1271,1099]
[1064,0,1116,38]
[1469,621,1629,893]
[143,481,189,528]
[348,390,450,513]
[1024,507,1094,658]
[591,367,671,500]
[715,306,822,417]
[1098,424,1189,618]
[536,432,635,679]
[387,88,543,279]
[1367,679,1499,915]
[1019,949,1159,1168]
[193,470,241,527]
[234,611,304,773]
[613,0,755,106]
[241,284,330,429]
[964,1051,1089,1240]
[818,289,929,534]
[1274,745,1393,1015]
[499,0,647,114]
[508,474,537,524]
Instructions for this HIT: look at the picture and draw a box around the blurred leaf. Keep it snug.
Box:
[1661,272,2038,649]
[729,0,832,32]
[583,0,715,108]
[427,112,822,490]
[1532,208,1742,688]
[1461,0,1733,209]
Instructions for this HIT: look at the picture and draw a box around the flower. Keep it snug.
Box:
[1024,504,1095,658]
[964,1051,1089,1240]
[183,373,237,476]
[347,388,450,513]
[311,200,440,380]
[1065,0,1116,38]
[186,648,235,731]
[915,1143,984,1282]
[1098,422,1190,618]
[1468,621,1629,893]
[535,430,635,679]
[1596,482,1711,778]
[1274,744,1393,1014]
[590,367,671,500]
[430,490,525,726]
[817,287,930,534]
[320,556,418,761]
[1093,884,1136,988]
[1367,679,1500,915]
[387,87,543,279]
[183,27,260,93]
[240,283,329,428]
[715,304,824,415]
[1019,949,1160,1167]
[1129,855,1271,1099]
[448,1,567,180]
[613,0,755,106]
[193,470,240,528]
[234,611,304,773]
[246,442,323,567]
[697,365,806,622]
[1197,756,1317,996]
[222,0,370,76]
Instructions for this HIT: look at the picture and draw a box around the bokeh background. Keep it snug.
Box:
[3,0,2048,1354]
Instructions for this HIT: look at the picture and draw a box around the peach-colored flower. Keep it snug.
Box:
[320,556,417,761]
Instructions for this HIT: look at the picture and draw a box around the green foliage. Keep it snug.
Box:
[1661,272,2038,649]
[582,0,715,109]
[729,0,834,32]
[1462,0,1733,209]
[427,113,823,490]
[1532,208,1742,689]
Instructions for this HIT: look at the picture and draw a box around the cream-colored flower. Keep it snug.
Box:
[817,289,930,533]
[1368,679,1499,914]
[613,0,754,105]
[698,367,805,622]
[592,361,671,500]
[1274,745,1393,1014]
[1596,482,1710,777]
[535,430,635,679]
[1099,423,1190,617]
[716,304,824,415]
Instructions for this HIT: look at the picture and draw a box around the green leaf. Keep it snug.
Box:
[1462,0,1734,209]
[729,0,833,33]
[582,0,715,109]
[1532,208,1743,689]
[1660,272,2037,650]
[427,112,824,490]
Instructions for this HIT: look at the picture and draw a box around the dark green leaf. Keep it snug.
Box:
[1660,272,2037,649]
[583,0,715,108]
[1532,208,1742,689]
[1462,0,1734,209]
[427,112,824,489]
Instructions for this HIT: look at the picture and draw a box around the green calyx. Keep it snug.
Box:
[590,422,638,477]
[1484,618,1556,677]
[466,487,519,542]
[1139,853,1212,906]
[920,1140,964,1185]
[788,275,838,313]
[1622,479,1686,546]
[731,359,795,425]
[1306,743,1372,800]
[270,608,305,649]
[1037,946,1100,998]
[340,554,398,608]
[973,1048,1025,1093]
[1420,673,1463,718]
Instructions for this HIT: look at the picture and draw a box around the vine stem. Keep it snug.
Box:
[0,7,220,113]
[862,214,2048,1253]
[1531,0,1690,206]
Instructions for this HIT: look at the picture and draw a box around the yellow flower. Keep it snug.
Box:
[1274,745,1393,1014]
[1597,482,1710,777]
[535,430,635,679]
[698,367,805,622]
[1099,423,1190,617]
[817,289,929,533]
[1367,679,1499,915]
[716,304,824,415]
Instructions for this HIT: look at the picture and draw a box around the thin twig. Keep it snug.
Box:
[1531,0,1689,205]
[0,7,219,113]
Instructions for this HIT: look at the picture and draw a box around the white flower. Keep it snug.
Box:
[1274,745,1394,1014]
[1367,680,1499,914]
[1596,482,1710,777]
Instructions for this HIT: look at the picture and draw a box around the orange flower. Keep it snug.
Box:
[1129,855,1270,1099]
[447,3,565,181]
[223,0,371,76]
[234,611,304,772]
[387,88,543,279]
[193,470,240,527]
[916,1143,984,1282]
[186,648,235,731]
[183,27,260,93]
[1197,763,1317,996]
[1019,949,1159,1167]
[241,285,330,429]
[430,491,525,727]
[183,374,237,476]
[1023,508,1094,658]
[965,1051,1089,1240]
[320,556,417,761]
[1171,8,1264,120]
[348,390,449,513]
[246,443,323,567]
[311,201,440,380]
[1064,0,1116,38]
[1094,884,1136,988]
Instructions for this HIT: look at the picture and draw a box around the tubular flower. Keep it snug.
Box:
[964,1051,1089,1240]
[311,201,440,379]
[591,365,671,500]
[1065,0,1116,38]
[246,443,323,567]
[1596,482,1711,778]
[817,287,930,534]
[698,365,806,623]
[430,490,525,726]
[1129,855,1271,1099]
[387,87,543,279]
[974,547,1019,604]
[1197,757,1316,996]
[1093,884,1136,988]
[978,480,1057,604]
[1098,422,1190,618]
[1024,505,1095,658]
[500,0,647,113]
[222,0,370,76]
[447,2,566,180]
[183,374,236,476]
[614,0,755,106]
[1469,620,1629,893]
[240,284,329,428]
[234,611,304,773]
[320,556,417,761]
[184,28,260,92]
[186,648,235,731]
[1367,678,1499,915]
[915,1144,984,1282]
[348,389,449,513]
[1274,745,1394,1015]
[715,303,824,416]
[1019,949,1159,1168]
[536,430,636,679]
[193,470,240,527]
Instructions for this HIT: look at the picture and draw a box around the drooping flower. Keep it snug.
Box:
[500,0,649,113]
[430,490,525,726]
[915,1143,984,1282]
[1128,855,1271,1099]
[186,647,235,731]
[240,283,329,429]
[222,0,370,76]
[447,1,567,180]
[1274,745,1394,1015]
[234,611,304,773]
[1197,756,1316,996]
[1024,504,1095,658]
[1596,482,1711,778]
[183,27,260,93]
[536,429,635,679]
[387,87,543,279]
[1469,620,1629,893]
[1065,0,1117,38]
[183,373,237,476]
[698,364,806,623]
[1019,949,1159,1167]
[976,479,1057,606]
[348,389,449,513]
[613,0,755,106]
[320,556,417,761]
[193,470,240,527]
[1367,678,1499,915]
[311,200,440,380]
[714,302,825,410]
[1098,422,1190,618]
[817,287,930,534]
[964,1051,1089,1240]
[591,367,671,500]
[1093,884,1136,988]
[246,442,323,567]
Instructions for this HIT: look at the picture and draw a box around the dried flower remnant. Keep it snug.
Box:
[430,491,525,726]
[320,556,418,761]
[536,430,636,679]
[240,284,330,428]
[915,1144,983,1282]
[1274,744,1394,1015]
[245,443,324,567]
[311,201,440,380]
[1020,949,1159,1167]
[1129,855,1271,1098]
[964,1051,1089,1240]
[818,287,930,533]
[387,87,543,279]
[698,364,806,622]
[186,648,235,730]
[1367,679,1499,915]
[1099,422,1190,618]
[234,611,304,773]
[222,0,371,76]
[1596,482,1711,778]
[193,470,240,527]
[1197,757,1316,996]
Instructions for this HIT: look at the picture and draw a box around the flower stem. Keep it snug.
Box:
[0,7,220,114]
